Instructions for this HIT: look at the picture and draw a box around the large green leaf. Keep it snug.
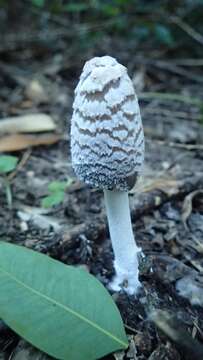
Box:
[0,242,128,360]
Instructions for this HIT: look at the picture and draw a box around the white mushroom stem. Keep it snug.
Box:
[104,189,141,295]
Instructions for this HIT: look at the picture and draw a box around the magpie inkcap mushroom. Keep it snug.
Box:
[71,56,144,294]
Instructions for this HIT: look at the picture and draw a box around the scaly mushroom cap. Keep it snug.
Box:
[71,55,144,191]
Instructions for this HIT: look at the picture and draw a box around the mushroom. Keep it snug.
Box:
[71,56,144,295]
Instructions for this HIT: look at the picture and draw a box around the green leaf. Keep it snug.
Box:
[41,179,73,208]
[31,0,45,7]
[154,24,174,46]
[0,242,128,359]
[0,155,18,174]
[133,25,150,40]
[48,180,72,193]
[63,3,89,12]
[101,4,120,16]
[41,191,65,208]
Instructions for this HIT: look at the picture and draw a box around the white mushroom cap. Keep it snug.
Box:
[71,55,144,191]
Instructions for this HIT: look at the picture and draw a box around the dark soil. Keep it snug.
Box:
[0,9,203,360]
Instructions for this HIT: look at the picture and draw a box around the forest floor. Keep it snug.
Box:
[0,14,203,360]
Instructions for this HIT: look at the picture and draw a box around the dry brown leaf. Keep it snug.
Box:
[0,114,56,134]
[143,179,179,195]
[133,177,179,196]
[181,190,203,227]
[0,133,61,152]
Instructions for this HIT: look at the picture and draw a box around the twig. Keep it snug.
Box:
[134,58,203,83]
[171,16,203,46]
[124,324,138,334]
[150,310,203,360]
[193,320,203,340]
[153,61,203,83]
[152,139,203,151]
[170,59,203,67]
[3,177,12,209]
[8,149,32,181]
[139,92,202,106]
[143,107,201,121]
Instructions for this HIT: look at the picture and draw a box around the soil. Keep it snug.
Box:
[0,10,203,360]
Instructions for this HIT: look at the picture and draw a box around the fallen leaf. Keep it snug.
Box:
[0,114,56,134]
[133,177,179,196]
[181,190,203,227]
[0,133,61,152]
[25,79,49,104]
